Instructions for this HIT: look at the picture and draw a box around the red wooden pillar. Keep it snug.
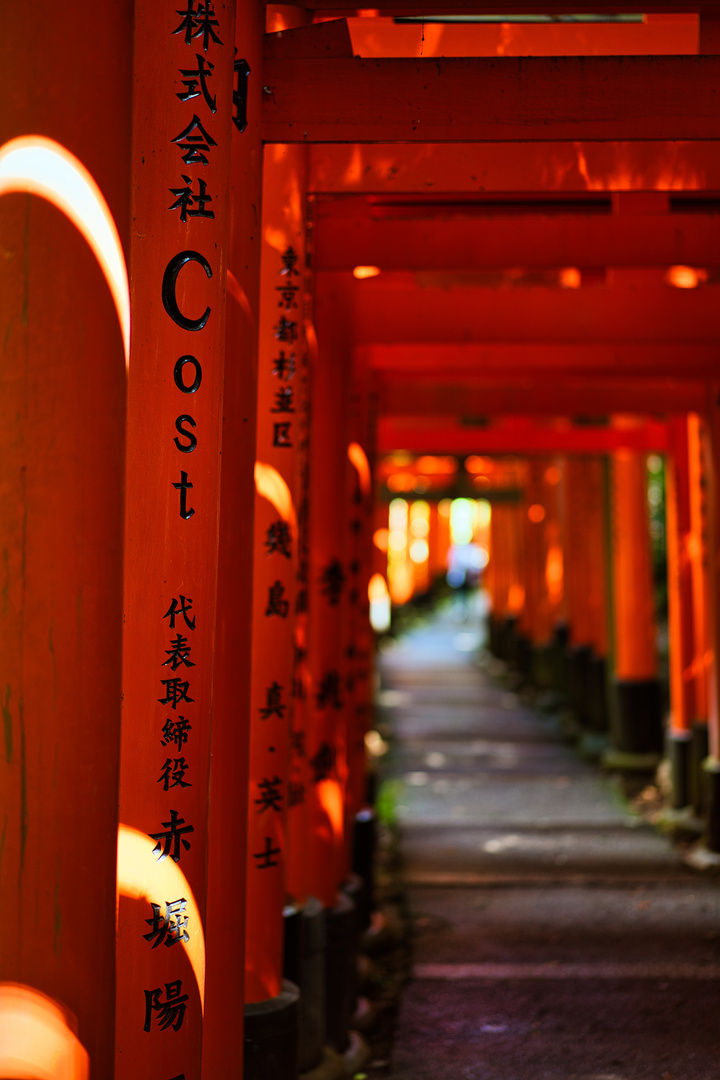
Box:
[685,414,712,817]
[203,0,265,1074]
[666,417,698,807]
[563,457,610,733]
[608,419,663,760]
[703,387,720,849]
[0,5,132,1075]
[307,272,356,1053]
[116,6,235,1080]
[244,142,308,1017]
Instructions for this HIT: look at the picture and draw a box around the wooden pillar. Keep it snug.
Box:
[244,142,308,1010]
[703,387,720,849]
[116,6,235,1080]
[666,417,698,807]
[0,4,132,1075]
[608,419,663,759]
[563,457,610,733]
[307,273,357,1054]
[202,1,265,1074]
[686,414,712,817]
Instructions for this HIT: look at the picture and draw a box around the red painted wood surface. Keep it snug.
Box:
[369,343,720,377]
[116,4,235,1078]
[245,142,308,1003]
[309,142,720,195]
[687,415,711,725]
[667,418,698,734]
[306,274,354,907]
[610,420,658,681]
[315,206,720,272]
[563,458,609,656]
[263,56,720,144]
[0,5,132,1075]
[202,0,264,1068]
[377,376,707,419]
[377,419,668,456]
[352,277,720,347]
[306,0,713,11]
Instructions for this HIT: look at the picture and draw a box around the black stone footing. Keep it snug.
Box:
[587,653,608,732]
[352,808,376,932]
[567,644,593,726]
[704,757,720,853]
[668,730,692,810]
[690,721,710,816]
[285,897,327,1072]
[244,980,300,1080]
[611,677,664,755]
[324,890,359,1054]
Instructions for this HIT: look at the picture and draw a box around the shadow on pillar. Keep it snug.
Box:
[244,980,300,1080]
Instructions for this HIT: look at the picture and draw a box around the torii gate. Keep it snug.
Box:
[2,5,720,1080]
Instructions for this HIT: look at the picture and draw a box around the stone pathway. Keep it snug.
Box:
[377,602,720,1080]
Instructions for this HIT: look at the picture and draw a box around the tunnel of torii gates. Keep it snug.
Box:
[8,3,720,1079]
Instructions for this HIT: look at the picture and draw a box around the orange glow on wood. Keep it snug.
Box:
[0,136,130,364]
[348,441,372,495]
[0,985,89,1080]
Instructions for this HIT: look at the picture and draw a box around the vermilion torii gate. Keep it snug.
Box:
[3,4,720,1080]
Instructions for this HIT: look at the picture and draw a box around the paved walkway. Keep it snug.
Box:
[378,601,720,1080]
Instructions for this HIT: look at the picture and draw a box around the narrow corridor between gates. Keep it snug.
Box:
[378,602,720,1080]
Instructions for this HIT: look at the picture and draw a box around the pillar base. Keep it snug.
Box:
[668,730,692,810]
[324,890,358,1054]
[566,644,593,727]
[601,747,662,773]
[531,642,554,690]
[285,897,326,1073]
[502,615,519,664]
[703,757,720,853]
[515,633,532,680]
[586,653,608,733]
[690,721,710,816]
[244,980,300,1080]
[611,677,664,755]
[300,1045,345,1080]
[352,808,376,932]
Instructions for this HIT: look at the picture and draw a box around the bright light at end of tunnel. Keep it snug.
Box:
[369,572,392,632]
[0,135,130,367]
[353,265,381,280]
[665,265,707,289]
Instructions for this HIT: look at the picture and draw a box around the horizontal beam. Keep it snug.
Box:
[309,141,720,194]
[304,1,714,11]
[263,56,720,144]
[350,277,720,345]
[377,417,670,454]
[365,343,720,374]
[375,375,708,417]
[315,206,720,271]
